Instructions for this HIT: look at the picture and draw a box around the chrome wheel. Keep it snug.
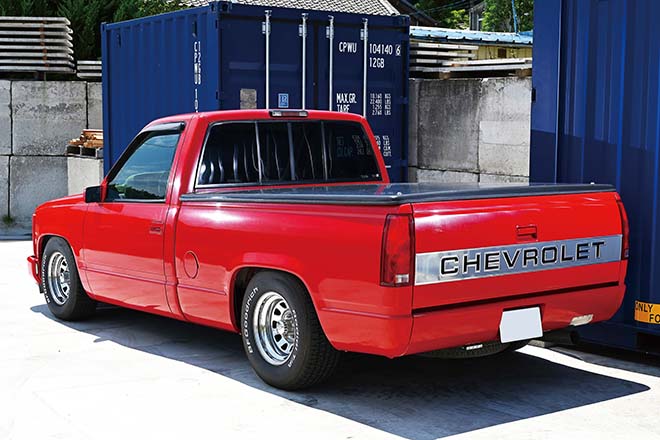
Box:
[253,291,296,366]
[47,251,71,306]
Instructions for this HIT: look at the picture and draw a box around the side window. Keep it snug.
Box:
[198,123,260,185]
[106,132,180,201]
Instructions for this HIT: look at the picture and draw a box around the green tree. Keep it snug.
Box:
[482,0,533,32]
[415,0,469,29]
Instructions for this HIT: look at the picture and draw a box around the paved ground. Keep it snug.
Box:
[2,240,659,440]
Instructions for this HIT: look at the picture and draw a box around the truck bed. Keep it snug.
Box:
[181,183,615,205]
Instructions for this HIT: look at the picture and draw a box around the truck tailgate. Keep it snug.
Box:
[413,192,624,311]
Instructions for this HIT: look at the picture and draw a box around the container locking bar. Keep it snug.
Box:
[327,15,334,111]
[300,13,308,110]
[361,18,369,117]
[262,10,272,109]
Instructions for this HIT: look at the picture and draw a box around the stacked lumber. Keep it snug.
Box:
[409,40,478,76]
[0,16,74,75]
[67,129,103,158]
[409,39,532,79]
[77,60,101,80]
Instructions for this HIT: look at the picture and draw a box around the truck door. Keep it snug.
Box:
[82,124,183,314]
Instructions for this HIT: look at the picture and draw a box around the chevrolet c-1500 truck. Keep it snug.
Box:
[28,109,629,389]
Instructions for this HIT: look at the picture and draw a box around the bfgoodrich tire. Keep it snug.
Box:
[41,237,96,321]
[240,271,340,390]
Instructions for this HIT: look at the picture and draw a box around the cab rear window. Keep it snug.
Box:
[197,120,381,186]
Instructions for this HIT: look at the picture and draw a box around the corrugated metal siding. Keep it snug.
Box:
[410,26,533,46]
[531,0,660,350]
[181,0,399,15]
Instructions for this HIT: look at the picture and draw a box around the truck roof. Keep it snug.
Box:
[145,109,367,130]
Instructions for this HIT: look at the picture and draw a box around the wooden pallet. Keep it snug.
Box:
[77,60,101,80]
[0,16,74,75]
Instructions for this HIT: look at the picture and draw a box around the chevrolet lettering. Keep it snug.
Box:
[28,110,629,390]
[416,236,622,285]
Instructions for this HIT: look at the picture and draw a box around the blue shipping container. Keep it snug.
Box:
[531,0,660,352]
[102,1,410,181]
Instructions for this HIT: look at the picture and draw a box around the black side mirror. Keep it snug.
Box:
[85,186,102,203]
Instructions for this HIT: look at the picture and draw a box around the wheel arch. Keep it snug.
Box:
[230,266,323,334]
[37,234,90,293]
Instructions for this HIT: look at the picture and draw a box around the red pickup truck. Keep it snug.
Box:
[29,110,629,389]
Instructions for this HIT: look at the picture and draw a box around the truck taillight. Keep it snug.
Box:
[381,214,414,287]
[616,198,629,260]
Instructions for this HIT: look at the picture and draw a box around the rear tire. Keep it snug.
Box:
[240,271,340,390]
[41,237,96,321]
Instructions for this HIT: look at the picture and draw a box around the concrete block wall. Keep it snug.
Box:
[408,77,532,184]
[0,80,102,228]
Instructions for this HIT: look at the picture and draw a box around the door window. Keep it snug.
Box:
[106,131,180,201]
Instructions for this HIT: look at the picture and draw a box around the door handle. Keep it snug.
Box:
[516,225,537,241]
[149,224,163,235]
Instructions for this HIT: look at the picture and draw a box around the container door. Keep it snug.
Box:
[218,7,307,110]
[315,15,409,181]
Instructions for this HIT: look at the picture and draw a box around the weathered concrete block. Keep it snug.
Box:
[480,173,529,184]
[12,81,87,155]
[0,156,8,217]
[0,81,10,155]
[87,82,103,129]
[408,79,420,167]
[478,120,530,176]
[479,77,532,122]
[10,156,67,225]
[68,156,104,195]
[409,167,478,183]
[415,79,480,172]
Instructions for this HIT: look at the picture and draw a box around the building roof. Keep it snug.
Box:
[410,26,533,46]
[181,0,399,16]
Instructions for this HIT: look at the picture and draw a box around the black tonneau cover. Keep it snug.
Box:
[180,183,616,206]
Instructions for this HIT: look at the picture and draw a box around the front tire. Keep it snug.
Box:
[240,271,340,390]
[41,237,96,321]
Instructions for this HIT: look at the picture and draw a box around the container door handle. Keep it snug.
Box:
[300,13,308,110]
[516,225,538,241]
[361,18,368,117]
[327,15,334,110]
[263,10,272,109]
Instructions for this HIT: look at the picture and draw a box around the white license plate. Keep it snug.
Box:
[499,307,543,343]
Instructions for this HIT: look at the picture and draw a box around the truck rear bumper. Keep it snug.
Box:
[320,283,625,358]
[404,283,626,355]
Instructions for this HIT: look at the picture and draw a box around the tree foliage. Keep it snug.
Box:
[413,0,532,32]
[482,0,533,32]
[415,0,469,29]
[0,0,184,59]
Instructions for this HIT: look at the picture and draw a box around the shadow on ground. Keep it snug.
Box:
[32,304,651,440]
